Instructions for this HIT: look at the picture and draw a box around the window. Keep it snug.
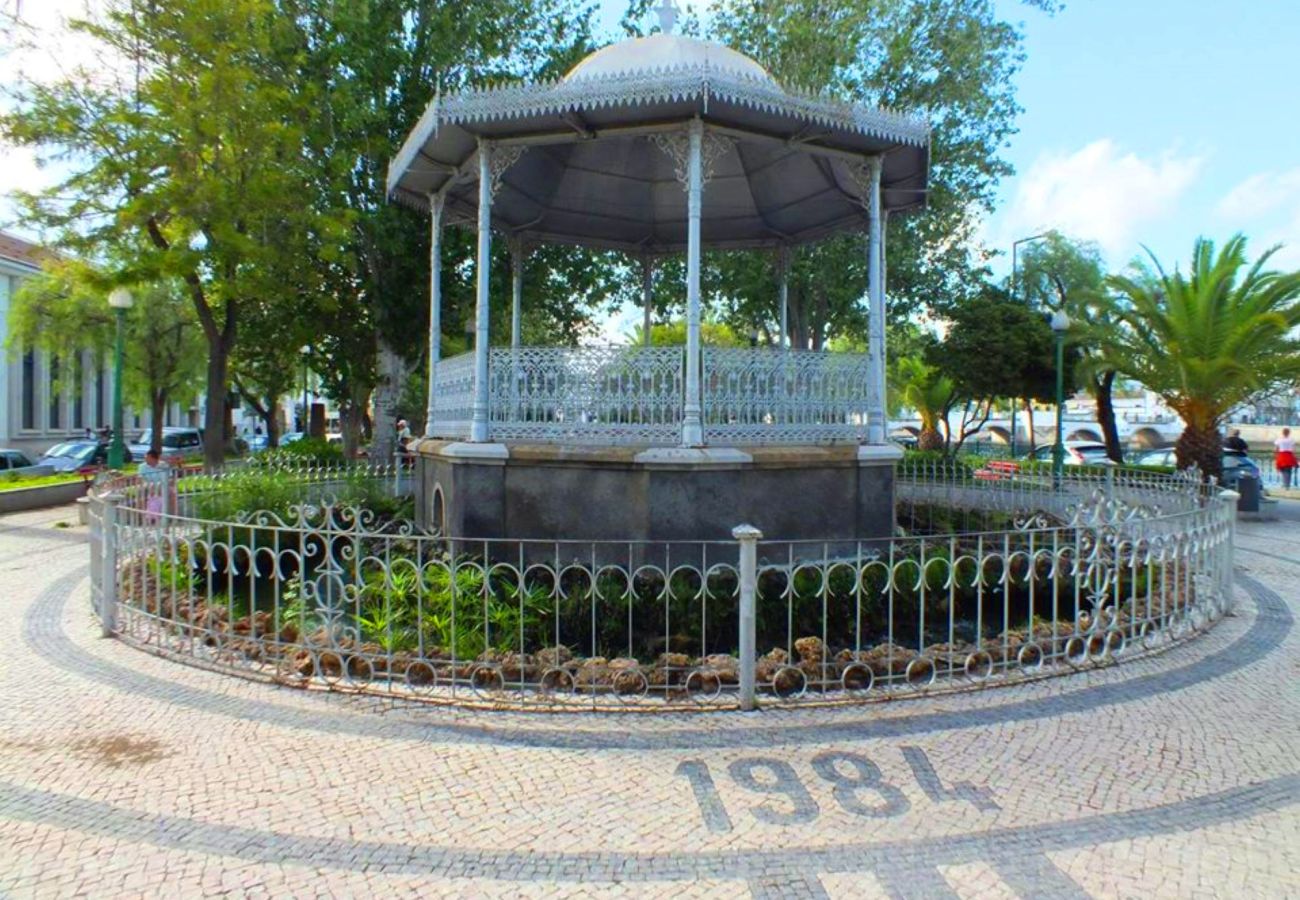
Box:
[48,355,61,429]
[21,351,35,430]
[72,353,84,430]
[95,357,106,429]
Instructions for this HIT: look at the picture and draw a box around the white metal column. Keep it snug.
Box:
[641,256,654,347]
[777,245,790,350]
[424,193,444,438]
[510,238,524,349]
[682,119,704,447]
[471,142,493,443]
[866,156,886,445]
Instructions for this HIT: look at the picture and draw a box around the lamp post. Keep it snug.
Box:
[1050,309,1071,487]
[299,345,310,434]
[106,288,133,468]
[1011,232,1051,457]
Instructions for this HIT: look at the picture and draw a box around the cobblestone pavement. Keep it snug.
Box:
[1,503,1298,898]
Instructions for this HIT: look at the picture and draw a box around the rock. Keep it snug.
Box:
[608,657,641,671]
[499,652,537,682]
[649,652,691,686]
[860,642,918,675]
[535,646,572,669]
[700,654,739,685]
[316,650,344,677]
[278,623,299,644]
[575,657,610,688]
[763,647,789,665]
[793,636,826,664]
[291,649,314,677]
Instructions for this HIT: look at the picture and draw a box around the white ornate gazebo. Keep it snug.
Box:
[387,3,930,542]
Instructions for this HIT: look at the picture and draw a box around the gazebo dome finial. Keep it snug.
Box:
[656,0,679,35]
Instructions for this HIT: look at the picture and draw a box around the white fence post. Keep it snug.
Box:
[100,491,123,638]
[733,523,762,711]
[1218,489,1239,610]
[394,450,403,495]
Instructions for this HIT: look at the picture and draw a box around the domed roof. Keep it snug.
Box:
[564,34,773,84]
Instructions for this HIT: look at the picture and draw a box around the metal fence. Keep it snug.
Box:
[430,345,874,446]
[86,460,1237,712]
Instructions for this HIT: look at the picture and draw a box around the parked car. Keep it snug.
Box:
[1132,448,1263,488]
[0,449,54,476]
[1023,441,1116,467]
[37,439,128,472]
[126,426,204,461]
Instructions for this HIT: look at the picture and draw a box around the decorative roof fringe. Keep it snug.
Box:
[427,62,930,147]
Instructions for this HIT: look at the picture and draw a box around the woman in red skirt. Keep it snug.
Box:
[1275,428,1297,489]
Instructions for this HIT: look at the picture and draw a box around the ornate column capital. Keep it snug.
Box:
[651,123,732,190]
[479,140,527,201]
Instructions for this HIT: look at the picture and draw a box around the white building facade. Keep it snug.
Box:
[0,231,184,457]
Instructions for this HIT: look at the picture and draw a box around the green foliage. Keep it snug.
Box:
[1095,234,1300,478]
[890,356,955,449]
[251,438,345,467]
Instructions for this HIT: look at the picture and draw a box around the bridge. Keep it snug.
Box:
[889,413,1184,449]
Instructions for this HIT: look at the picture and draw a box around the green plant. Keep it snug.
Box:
[252,437,345,467]
[1097,234,1300,480]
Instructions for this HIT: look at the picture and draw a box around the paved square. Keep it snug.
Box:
[0,503,1297,898]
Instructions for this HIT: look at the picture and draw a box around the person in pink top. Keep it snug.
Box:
[1275,428,1297,489]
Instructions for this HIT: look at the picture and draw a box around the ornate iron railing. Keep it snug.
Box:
[703,347,871,444]
[487,346,684,444]
[427,345,878,446]
[432,351,475,440]
[86,463,1237,711]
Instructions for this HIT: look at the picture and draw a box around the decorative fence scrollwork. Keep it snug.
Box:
[703,347,871,444]
[487,346,684,444]
[87,460,1238,712]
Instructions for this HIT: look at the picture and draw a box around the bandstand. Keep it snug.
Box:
[387,4,930,542]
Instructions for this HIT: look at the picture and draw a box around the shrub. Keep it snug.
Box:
[252,437,344,467]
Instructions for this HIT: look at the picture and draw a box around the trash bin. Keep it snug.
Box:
[1235,473,1260,513]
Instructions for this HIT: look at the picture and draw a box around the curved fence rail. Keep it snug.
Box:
[86,460,1238,711]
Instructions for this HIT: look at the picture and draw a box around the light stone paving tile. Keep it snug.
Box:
[0,509,1297,896]
[816,870,894,899]
[938,861,1019,900]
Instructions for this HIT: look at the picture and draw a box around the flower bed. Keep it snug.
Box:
[89,461,1236,711]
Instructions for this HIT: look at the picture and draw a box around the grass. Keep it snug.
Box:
[0,471,91,491]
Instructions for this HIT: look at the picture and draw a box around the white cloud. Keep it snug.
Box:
[989,139,1203,259]
[1217,167,1300,270]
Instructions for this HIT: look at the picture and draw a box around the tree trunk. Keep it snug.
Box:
[1093,371,1124,462]
[917,426,944,452]
[150,390,167,456]
[202,339,229,470]
[1024,399,1037,451]
[263,400,280,449]
[1175,420,1223,482]
[370,338,409,463]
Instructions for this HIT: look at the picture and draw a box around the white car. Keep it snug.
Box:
[127,427,204,460]
[1024,441,1117,466]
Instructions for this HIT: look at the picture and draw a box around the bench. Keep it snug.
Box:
[974,459,1021,481]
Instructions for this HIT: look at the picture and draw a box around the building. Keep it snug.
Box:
[0,230,185,456]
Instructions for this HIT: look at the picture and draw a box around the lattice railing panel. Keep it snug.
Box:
[431,351,475,439]
[488,346,684,444]
[703,348,871,444]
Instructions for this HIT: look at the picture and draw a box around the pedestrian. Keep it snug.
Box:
[1275,428,1297,489]
[137,449,172,518]
[1223,429,1249,453]
[396,418,412,450]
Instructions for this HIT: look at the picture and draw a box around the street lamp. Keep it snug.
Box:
[1050,309,1071,487]
[106,287,133,468]
[299,345,310,434]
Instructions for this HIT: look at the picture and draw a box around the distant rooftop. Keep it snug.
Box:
[0,231,48,272]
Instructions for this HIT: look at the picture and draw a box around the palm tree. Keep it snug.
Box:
[1098,235,1300,481]
[891,356,955,452]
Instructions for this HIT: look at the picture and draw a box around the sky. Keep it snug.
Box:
[3,0,1299,281]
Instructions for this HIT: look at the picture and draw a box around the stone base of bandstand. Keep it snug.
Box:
[411,439,901,553]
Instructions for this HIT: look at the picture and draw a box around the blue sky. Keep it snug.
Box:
[595,0,1300,275]
[4,1,1298,280]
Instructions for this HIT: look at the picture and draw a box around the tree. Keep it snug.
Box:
[890,355,954,451]
[1098,235,1300,481]
[1016,232,1123,460]
[689,0,1060,344]
[8,260,203,454]
[1,0,334,468]
[936,290,1077,454]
